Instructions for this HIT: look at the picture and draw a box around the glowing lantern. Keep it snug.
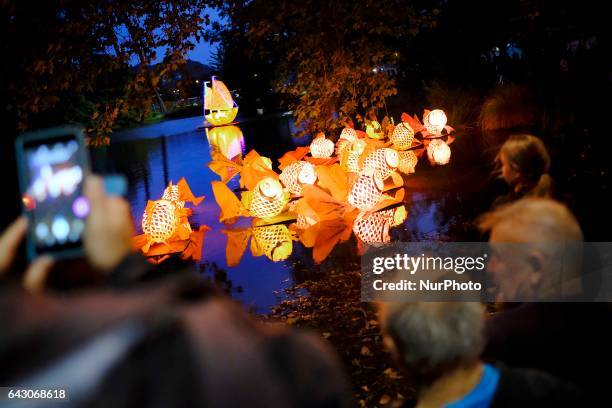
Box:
[204,76,239,127]
[342,139,366,173]
[363,148,399,180]
[348,174,383,211]
[248,177,288,218]
[397,150,418,175]
[162,184,185,209]
[206,125,245,160]
[390,123,415,150]
[365,120,384,139]
[142,200,177,243]
[382,205,408,227]
[427,139,451,165]
[279,161,317,195]
[310,133,335,158]
[424,109,447,135]
[295,214,318,230]
[252,224,293,262]
[353,211,391,244]
[339,127,357,142]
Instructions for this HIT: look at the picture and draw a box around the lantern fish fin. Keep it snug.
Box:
[211,181,250,223]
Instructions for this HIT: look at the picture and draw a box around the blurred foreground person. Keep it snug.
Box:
[493,134,552,207]
[380,302,582,407]
[480,198,612,402]
[0,176,352,408]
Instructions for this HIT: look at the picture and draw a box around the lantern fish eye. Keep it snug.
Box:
[385,149,399,168]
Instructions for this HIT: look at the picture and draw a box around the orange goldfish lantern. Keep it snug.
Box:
[397,150,418,175]
[137,178,204,254]
[279,161,317,195]
[427,139,451,165]
[362,148,399,180]
[212,177,289,222]
[390,122,415,150]
[310,133,335,158]
[336,127,358,155]
[353,211,391,244]
[423,109,448,136]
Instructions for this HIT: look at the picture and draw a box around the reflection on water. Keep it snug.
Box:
[96,115,478,312]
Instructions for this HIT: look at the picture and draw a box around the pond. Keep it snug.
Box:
[93,115,491,313]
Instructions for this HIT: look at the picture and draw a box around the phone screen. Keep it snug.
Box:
[22,135,89,255]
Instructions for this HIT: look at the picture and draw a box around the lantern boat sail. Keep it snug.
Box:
[203,76,239,127]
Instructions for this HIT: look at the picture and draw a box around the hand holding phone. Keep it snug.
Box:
[15,126,91,260]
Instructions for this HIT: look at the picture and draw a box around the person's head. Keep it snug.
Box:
[479,198,584,301]
[379,302,485,392]
[498,134,552,197]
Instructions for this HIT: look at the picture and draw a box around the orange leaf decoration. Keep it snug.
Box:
[222,227,252,267]
[211,181,250,223]
[278,146,310,170]
[240,150,279,191]
[175,177,204,205]
[315,163,349,202]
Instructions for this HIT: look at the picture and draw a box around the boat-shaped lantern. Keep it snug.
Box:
[204,76,239,126]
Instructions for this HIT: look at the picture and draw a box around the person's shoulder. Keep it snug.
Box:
[490,363,584,408]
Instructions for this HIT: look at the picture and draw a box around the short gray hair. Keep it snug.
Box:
[384,302,485,385]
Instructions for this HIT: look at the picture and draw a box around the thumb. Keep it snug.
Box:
[23,256,54,294]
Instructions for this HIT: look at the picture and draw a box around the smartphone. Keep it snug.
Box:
[15,126,90,260]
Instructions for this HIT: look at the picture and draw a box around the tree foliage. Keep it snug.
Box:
[0,0,218,144]
[216,0,421,135]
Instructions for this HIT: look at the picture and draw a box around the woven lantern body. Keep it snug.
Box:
[427,139,451,165]
[353,211,391,244]
[424,109,447,135]
[390,123,415,150]
[363,148,399,180]
[397,150,418,175]
[295,214,318,230]
[142,200,177,243]
[248,178,287,218]
[339,127,357,142]
[381,205,408,227]
[310,135,335,158]
[279,161,316,195]
[252,224,293,262]
[348,174,383,211]
[162,185,185,209]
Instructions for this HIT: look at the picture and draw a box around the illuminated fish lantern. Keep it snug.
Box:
[212,177,290,222]
[141,200,178,244]
[209,149,279,193]
[353,211,391,244]
[423,109,448,136]
[310,133,335,158]
[427,139,451,165]
[251,224,294,262]
[362,148,399,180]
[139,178,205,251]
[397,150,418,175]
[335,127,358,155]
[390,122,415,150]
[279,161,317,196]
[340,139,366,173]
[365,120,385,140]
[348,171,384,211]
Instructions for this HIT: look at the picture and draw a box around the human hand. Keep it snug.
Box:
[0,216,54,292]
[84,175,134,271]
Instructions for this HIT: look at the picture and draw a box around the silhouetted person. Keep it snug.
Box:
[380,302,582,407]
